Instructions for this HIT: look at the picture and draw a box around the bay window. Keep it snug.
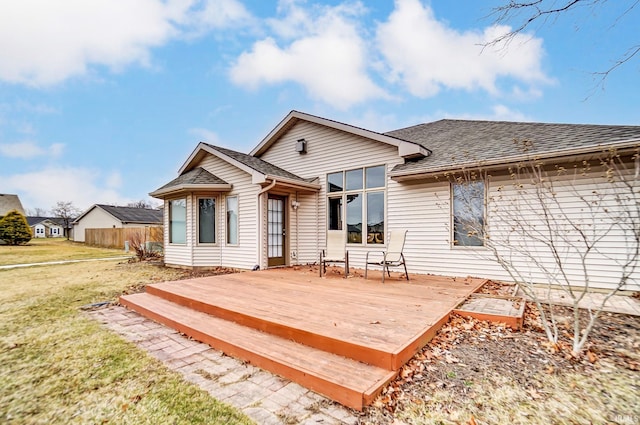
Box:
[169,198,186,244]
[198,198,216,244]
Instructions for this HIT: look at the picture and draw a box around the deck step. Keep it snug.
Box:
[145,280,398,370]
[120,292,397,410]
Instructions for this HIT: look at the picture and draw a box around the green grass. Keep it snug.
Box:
[0,238,126,266]
[0,242,253,424]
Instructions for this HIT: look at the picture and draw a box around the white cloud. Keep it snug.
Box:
[189,127,223,144]
[0,0,253,86]
[0,141,65,159]
[376,0,550,98]
[229,1,387,109]
[1,166,129,211]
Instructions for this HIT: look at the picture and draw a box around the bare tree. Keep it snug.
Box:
[443,145,639,354]
[127,200,155,209]
[487,0,639,88]
[51,201,81,240]
[26,207,49,217]
[127,228,163,261]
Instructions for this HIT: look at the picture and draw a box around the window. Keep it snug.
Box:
[169,198,186,244]
[327,165,385,244]
[198,198,216,244]
[226,196,238,245]
[452,181,485,246]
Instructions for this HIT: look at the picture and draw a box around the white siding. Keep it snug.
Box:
[72,208,121,242]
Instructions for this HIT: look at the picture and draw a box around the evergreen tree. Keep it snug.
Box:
[0,210,32,245]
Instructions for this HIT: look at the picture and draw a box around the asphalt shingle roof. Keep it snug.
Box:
[205,144,308,182]
[96,205,163,224]
[153,167,228,192]
[386,119,640,175]
[26,217,70,227]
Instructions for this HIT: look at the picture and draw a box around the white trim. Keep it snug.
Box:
[196,196,218,246]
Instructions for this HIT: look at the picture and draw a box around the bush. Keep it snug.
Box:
[0,210,32,245]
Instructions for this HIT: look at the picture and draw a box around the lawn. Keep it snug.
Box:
[0,240,252,424]
[0,238,126,266]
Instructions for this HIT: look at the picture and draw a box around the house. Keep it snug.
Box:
[0,194,25,217]
[72,204,163,242]
[150,111,640,292]
[26,217,69,238]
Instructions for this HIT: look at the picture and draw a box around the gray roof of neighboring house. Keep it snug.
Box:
[0,194,25,216]
[386,119,640,176]
[26,217,69,227]
[93,205,163,224]
[153,167,228,192]
[205,144,310,182]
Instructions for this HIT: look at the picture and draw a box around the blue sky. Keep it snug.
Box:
[1,0,638,213]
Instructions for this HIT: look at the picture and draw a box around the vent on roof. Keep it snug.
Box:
[296,139,307,154]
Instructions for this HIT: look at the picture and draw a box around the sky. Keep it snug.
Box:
[0,0,638,213]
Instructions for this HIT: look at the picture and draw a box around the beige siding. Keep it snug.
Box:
[260,121,638,290]
[73,208,121,242]
[259,120,404,266]
[164,195,193,267]
[387,169,639,292]
[197,155,260,270]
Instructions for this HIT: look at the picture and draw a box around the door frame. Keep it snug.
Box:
[267,194,287,267]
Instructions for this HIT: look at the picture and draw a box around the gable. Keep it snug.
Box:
[251,110,429,160]
[257,120,407,179]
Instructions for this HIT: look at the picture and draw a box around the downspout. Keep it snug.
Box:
[257,179,277,269]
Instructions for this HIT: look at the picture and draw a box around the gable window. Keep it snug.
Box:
[198,198,216,244]
[327,165,385,244]
[452,181,485,246]
[169,198,186,244]
[226,196,238,245]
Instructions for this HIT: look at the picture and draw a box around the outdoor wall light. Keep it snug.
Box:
[295,139,307,154]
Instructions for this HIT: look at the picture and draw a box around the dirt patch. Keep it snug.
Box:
[118,263,240,295]
[358,302,640,424]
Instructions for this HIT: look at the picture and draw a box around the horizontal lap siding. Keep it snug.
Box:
[196,156,259,270]
[387,170,638,291]
[164,194,193,266]
[486,170,639,291]
[259,121,403,266]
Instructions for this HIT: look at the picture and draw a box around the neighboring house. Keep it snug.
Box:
[150,110,640,291]
[0,194,25,217]
[26,217,67,238]
[72,204,163,242]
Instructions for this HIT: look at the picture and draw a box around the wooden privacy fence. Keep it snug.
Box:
[85,227,163,249]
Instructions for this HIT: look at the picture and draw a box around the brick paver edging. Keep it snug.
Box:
[87,305,359,425]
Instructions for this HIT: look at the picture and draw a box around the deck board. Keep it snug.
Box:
[120,268,486,410]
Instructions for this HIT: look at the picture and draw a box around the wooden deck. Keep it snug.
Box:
[120,267,486,410]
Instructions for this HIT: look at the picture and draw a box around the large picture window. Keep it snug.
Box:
[327,165,385,244]
[198,198,216,244]
[452,181,485,246]
[169,198,186,244]
[226,196,238,245]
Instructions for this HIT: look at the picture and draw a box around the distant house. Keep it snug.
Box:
[72,204,163,242]
[0,194,25,217]
[150,110,640,292]
[26,217,67,238]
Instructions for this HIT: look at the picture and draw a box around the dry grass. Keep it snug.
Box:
[0,238,126,266]
[0,253,252,424]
